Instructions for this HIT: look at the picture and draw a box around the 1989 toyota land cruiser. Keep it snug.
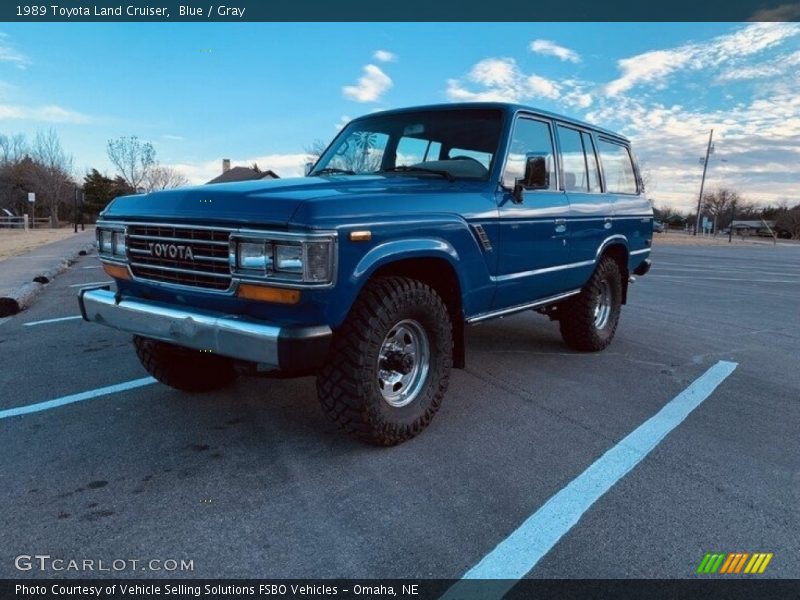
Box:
[80,103,652,445]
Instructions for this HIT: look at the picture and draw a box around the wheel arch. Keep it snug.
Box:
[597,239,630,304]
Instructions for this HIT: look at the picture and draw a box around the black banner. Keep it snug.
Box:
[2,0,799,22]
[4,579,800,600]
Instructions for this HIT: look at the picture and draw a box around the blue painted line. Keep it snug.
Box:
[0,377,157,420]
[442,360,738,598]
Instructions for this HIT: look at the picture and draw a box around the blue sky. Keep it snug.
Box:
[1,23,798,210]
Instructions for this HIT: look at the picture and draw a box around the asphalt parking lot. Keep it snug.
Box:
[1,243,798,581]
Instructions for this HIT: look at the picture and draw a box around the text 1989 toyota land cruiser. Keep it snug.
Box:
[80,103,652,445]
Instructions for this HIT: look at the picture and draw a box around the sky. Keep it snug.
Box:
[1,22,799,211]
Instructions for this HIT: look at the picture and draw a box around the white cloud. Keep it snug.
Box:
[447,57,562,103]
[0,103,90,123]
[373,49,397,63]
[0,35,29,69]
[606,23,800,96]
[529,39,580,63]
[469,57,518,87]
[343,64,393,103]
[527,74,560,99]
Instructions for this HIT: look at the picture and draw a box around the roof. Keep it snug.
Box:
[730,220,775,228]
[206,167,279,185]
[355,102,628,142]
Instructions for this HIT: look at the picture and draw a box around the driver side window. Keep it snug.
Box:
[502,117,556,189]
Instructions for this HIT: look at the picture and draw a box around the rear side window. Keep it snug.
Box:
[556,125,588,192]
[503,117,556,190]
[597,139,638,195]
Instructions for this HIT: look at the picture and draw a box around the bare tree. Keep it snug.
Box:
[31,129,74,227]
[0,134,28,165]
[703,188,740,233]
[144,165,189,192]
[107,136,156,191]
[304,139,328,166]
[776,205,800,240]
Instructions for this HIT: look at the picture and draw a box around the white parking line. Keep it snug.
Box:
[23,315,82,327]
[0,377,157,420]
[81,265,102,269]
[69,281,111,288]
[442,360,737,598]
[650,274,800,284]
[0,317,11,327]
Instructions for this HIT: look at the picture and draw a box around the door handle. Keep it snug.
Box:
[554,219,567,233]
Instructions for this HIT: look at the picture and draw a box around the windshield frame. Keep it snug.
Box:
[309,107,507,182]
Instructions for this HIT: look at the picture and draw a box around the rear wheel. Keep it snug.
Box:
[133,336,238,392]
[317,276,453,446]
[558,256,623,351]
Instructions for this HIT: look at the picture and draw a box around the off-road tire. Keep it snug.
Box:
[559,256,623,352]
[317,276,453,446]
[133,336,238,392]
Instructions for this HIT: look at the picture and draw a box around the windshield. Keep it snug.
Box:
[311,108,503,181]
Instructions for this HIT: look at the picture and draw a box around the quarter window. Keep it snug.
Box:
[597,139,638,195]
[582,132,601,193]
[503,117,556,190]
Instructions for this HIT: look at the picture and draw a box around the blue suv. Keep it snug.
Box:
[81,103,653,445]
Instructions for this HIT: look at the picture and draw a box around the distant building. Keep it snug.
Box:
[206,159,279,184]
[724,220,776,236]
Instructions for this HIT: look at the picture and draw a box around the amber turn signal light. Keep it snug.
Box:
[102,262,130,280]
[237,283,301,304]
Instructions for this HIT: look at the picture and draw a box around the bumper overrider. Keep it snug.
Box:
[78,287,332,371]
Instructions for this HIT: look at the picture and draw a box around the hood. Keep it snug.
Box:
[101,175,486,227]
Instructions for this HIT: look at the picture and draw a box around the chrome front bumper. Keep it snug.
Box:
[78,287,331,369]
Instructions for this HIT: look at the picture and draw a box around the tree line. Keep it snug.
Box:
[0,130,187,227]
[656,188,800,239]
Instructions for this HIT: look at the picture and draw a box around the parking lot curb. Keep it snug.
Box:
[0,240,97,317]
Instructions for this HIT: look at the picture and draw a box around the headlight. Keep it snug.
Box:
[274,244,303,274]
[99,230,113,254]
[97,225,126,259]
[112,231,126,256]
[237,241,273,273]
[230,234,336,285]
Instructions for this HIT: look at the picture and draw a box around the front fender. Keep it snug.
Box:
[352,237,461,282]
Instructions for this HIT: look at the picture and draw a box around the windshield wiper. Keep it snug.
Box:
[381,165,455,182]
[313,167,356,175]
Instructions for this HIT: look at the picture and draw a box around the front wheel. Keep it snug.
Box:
[316,276,453,446]
[558,256,623,352]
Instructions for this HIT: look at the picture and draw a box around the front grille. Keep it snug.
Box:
[126,224,232,291]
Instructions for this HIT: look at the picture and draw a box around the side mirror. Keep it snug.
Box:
[512,155,549,203]
[304,162,314,176]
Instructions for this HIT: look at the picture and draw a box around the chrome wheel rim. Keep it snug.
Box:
[593,279,612,329]
[377,319,430,408]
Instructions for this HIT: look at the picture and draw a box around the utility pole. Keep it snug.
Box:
[728,200,735,244]
[694,129,714,236]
